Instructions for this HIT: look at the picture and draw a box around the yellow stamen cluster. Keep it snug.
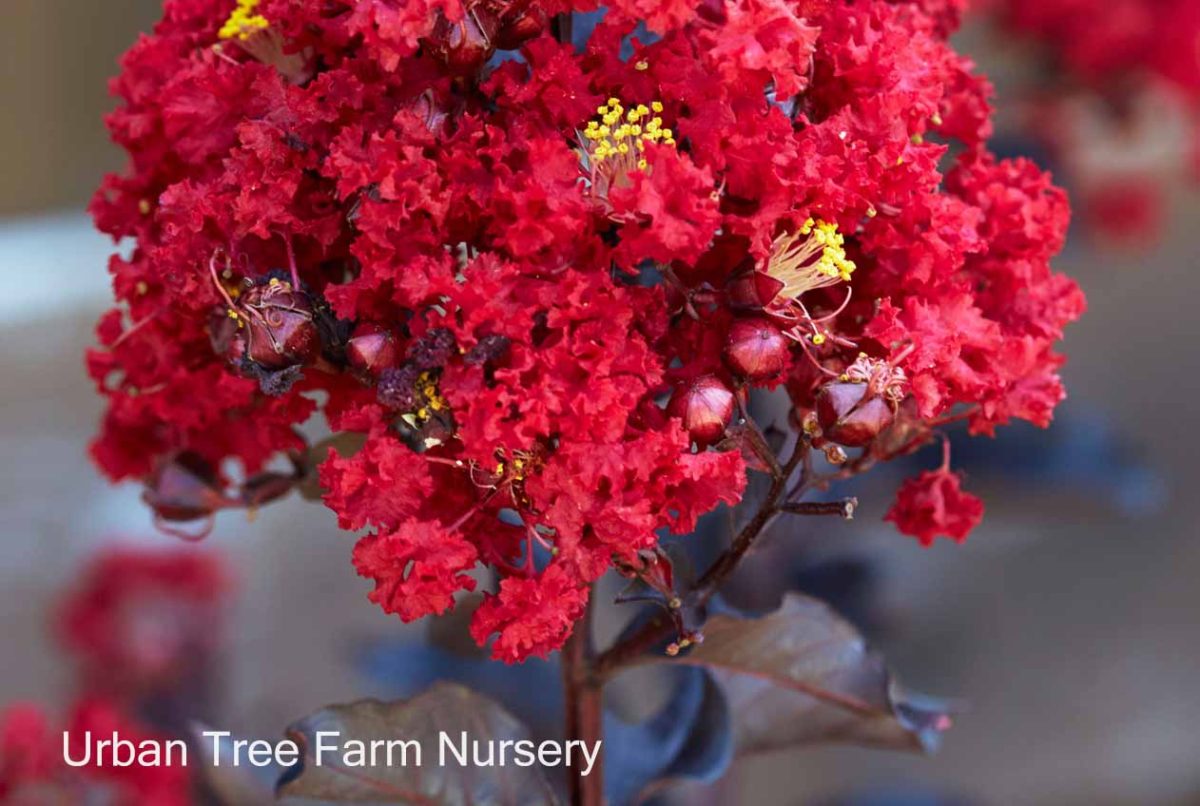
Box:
[493,448,538,483]
[583,98,675,172]
[414,370,447,422]
[766,217,856,309]
[218,0,268,40]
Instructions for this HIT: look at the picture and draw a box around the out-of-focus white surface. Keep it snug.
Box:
[0,213,118,325]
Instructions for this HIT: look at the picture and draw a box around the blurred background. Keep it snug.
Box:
[1,1,1197,804]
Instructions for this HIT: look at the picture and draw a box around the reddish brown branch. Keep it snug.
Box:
[562,588,604,806]
[594,437,808,680]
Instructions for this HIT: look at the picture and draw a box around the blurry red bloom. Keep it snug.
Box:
[0,698,191,805]
[886,468,985,546]
[57,548,228,694]
[0,705,55,801]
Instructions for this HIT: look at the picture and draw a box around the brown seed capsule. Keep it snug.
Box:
[346,323,399,376]
[240,281,321,370]
[667,375,735,447]
[723,317,789,381]
[815,381,894,447]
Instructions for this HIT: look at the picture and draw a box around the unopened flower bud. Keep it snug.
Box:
[495,5,545,50]
[143,453,228,523]
[727,269,782,311]
[346,323,399,376]
[823,444,848,465]
[427,7,499,76]
[723,317,789,381]
[667,375,735,447]
[815,381,894,447]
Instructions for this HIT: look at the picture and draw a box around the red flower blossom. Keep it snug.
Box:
[0,699,191,805]
[57,548,228,694]
[90,0,1080,660]
[0,705,55,801]
[886,452,985,546]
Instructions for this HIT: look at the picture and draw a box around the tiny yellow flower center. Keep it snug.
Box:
[219,0,269,41]
[582,97,676,164]
[580,98,676,203]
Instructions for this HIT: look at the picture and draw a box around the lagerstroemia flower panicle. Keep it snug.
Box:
[89,0,1084,662]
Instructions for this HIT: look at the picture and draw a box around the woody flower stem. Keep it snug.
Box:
[563,585,604,806]
[592,435,808,682]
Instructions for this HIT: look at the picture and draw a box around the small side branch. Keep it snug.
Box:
[595,437,808,680]
[782,498,857,519]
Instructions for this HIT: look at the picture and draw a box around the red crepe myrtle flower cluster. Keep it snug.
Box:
[990,0,1200,101]
[57,548,228,696]
[983,0,1200,240]
[89,0,1081,661]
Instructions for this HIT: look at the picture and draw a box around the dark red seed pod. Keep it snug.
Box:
[727,269,784,311]
[240,281,321,370]
[143,453,229,523]
[815,382,894,447]
[346,323,399,376]
[495,5,546,50]
[723,317,789,381]
[427,7,499,76]
[667,375,735,447]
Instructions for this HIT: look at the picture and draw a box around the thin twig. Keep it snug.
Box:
[782,498,858,519]
[594,436,808,680]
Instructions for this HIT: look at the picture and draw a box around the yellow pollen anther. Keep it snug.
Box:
[580,96,677,199]
[406,371,449,426]
[635,60,649,71]
[218,0,269,40]
[763,217,857,309]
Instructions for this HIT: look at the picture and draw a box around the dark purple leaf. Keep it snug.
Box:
[279,682,560,804]
[358,631,732,804]
[660,593,952,755]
